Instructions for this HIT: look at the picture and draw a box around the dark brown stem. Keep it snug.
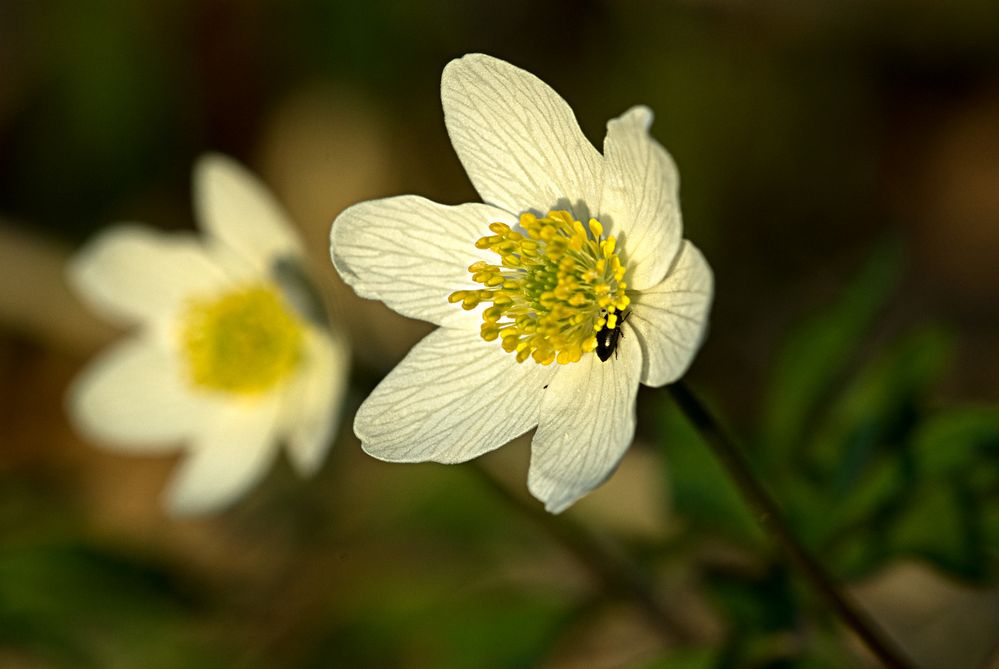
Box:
[668,381,917,669]
[469,463,701,644]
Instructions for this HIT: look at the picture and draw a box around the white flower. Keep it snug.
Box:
[331,54,712,513]
[68,154,349,516]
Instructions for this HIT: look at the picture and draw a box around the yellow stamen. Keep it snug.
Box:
[180,284,304,394]
[448,210,629,365]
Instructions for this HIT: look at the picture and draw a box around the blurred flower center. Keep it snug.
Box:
[180,285,304,393]
[449,210,629,365]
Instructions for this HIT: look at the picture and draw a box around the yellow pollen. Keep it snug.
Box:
[179,284,304,394]
[448,210,630,365]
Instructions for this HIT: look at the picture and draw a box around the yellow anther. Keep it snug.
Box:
[481,324,500,341]
[447,209,629,366]
[502,255,522,267]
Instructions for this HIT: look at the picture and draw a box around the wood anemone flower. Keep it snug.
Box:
[331,54,712,513]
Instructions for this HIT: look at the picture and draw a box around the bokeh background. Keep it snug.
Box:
[2,1,998,667]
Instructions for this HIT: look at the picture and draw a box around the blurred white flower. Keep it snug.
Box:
[68,154,349,516]
[331,54,712,512]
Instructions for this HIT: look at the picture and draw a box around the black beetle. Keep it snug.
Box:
[595,310,630,362]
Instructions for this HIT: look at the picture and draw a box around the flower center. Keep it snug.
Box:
[179,284,305,394]
[449,210,629,365]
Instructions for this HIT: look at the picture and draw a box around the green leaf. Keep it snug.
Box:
[909,408,999,579]
[789,327,952,551]
[817,459,904,562]
[812,327,951,476]
[701,565,851,668]
[887,483,987,580]
[761,243,902,465]
[704,565,797,635]
[912,408,999,479]
[656,398,762,544]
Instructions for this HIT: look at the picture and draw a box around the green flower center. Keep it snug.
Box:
[180,284,304,394]
[449,210,629,365]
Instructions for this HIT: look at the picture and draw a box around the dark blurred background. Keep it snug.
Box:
[1,1,998,667]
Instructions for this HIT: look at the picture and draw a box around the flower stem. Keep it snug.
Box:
[668,381,918,669]
[469,462,702,644]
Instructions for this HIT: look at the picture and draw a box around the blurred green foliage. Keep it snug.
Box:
[304,583,568,669]
[0,539,219,668]
[657,242,998,667]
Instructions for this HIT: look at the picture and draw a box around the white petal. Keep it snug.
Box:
[356,326,556,463]
[281,331,350,476]
[529,338,643,513]
[67,225,228,327]
[600,106,683,291]
[193,153,302,273]
[441,54,602,219]
[67,336,207,450]
[165,397,282,516]
[628,241,713,387]
[331,195,514,328]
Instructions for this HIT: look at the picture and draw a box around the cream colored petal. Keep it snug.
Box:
[356,326,556,463]
[193,153,302,273]
[67,336,208,450]
[164,397,282,516]
[529,338,643,513]
[441,53,602,219]
[628,241,713,387]
[331,195,513,328]
[600,106,682,291]
[282,331,350,477]
[67,225,228,327]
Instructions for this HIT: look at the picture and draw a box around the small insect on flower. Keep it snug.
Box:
[331,54,713,513]
[595,310,631,362]
[67,154,349,516]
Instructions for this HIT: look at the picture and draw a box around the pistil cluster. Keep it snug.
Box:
[449,210,629,365]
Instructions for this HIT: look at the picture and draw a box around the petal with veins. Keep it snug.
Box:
[529,335,642,513]
[600,106,683,291]
[357,326,556,464]
[442,53,602,220]
[628,242,713,387]
[331,195,514,329]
